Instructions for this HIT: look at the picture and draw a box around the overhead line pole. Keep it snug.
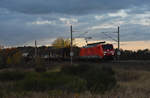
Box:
[35,40,37,58]
[70,25,73,65]
[118,26,120,50]
[117,26,120,61]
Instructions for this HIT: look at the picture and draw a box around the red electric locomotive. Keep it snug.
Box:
[79,42,115,60]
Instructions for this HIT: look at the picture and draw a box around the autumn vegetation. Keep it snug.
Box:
[0,61,150,97]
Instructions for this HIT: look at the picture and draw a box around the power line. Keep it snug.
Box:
[102,32,118,42]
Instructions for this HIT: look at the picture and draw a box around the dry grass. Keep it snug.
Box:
[110,63,150,97]
[1,91,150,98]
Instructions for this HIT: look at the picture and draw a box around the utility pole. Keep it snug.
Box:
[70,25,73,65]
[118,26,120,50]
[35,40,37,58]
[117,26,121,60]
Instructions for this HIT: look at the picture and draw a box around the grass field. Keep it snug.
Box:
[0,61,150,98]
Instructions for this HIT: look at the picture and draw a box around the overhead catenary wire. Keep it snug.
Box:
[101,32,118,42]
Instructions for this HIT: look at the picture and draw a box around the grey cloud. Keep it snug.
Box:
[0,11,70,46]
[74,14,150,42]
[0,0,150,46]
[0,0,150,15]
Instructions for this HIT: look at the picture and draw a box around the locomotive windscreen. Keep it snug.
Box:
[102,44,113,50]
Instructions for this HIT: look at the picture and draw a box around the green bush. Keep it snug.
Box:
[85,66,116,93]
[0,64,116,93]
[0,71,25,81]
[62,76,87,92]
[61,64,91,77]
[61,64,117,93]
[18,72,87,92]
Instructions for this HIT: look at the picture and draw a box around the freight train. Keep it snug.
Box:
[20,42,115,61]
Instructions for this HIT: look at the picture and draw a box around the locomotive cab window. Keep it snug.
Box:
[102,44,113,50]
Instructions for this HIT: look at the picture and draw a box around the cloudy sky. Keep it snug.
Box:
[0,0,150,49]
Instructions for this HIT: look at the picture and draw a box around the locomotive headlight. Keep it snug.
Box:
[104,51,107,56]
[104,51,107,54]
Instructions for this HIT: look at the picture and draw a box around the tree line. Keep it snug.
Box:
[119,49,150,60]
